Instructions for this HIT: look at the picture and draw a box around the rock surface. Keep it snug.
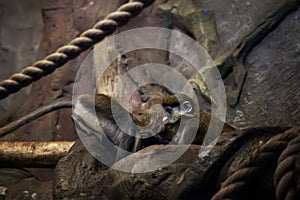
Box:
[53,140,108,199]
[53,127,290,199]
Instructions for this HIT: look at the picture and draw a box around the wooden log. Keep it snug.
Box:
[0,141,74,167]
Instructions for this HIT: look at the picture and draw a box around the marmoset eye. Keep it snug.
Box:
[181,101,192,113]
[165,106,173,114]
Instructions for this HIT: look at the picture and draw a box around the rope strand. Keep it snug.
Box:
[0,0,155,100]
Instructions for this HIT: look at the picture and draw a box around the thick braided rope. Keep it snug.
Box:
[274,126,300,200]
[0,0,155,100]
[211,127,299,200]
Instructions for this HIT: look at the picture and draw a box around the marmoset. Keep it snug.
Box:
[0,94,153,161]
[134,93,235,150]
[0,92,234,159]
[161,93,235,145]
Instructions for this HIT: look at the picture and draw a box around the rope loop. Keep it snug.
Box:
[274,126,300,200]
[212,126,299,200]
